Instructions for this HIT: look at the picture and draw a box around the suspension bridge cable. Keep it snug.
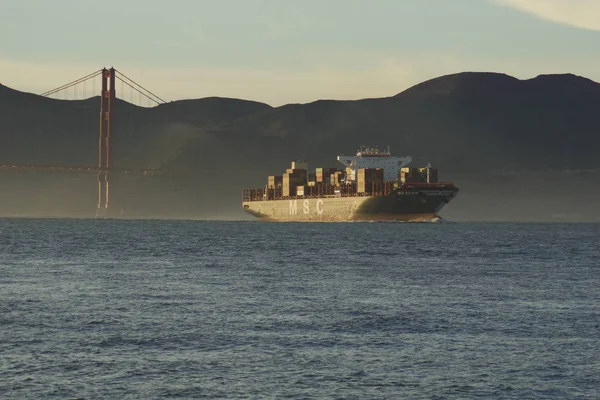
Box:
[41,69,102,97]
[115,70,165,104]
[115,76,162,106]
[116,73,164,106]
[115,70,167,104]
[40,69,103,97]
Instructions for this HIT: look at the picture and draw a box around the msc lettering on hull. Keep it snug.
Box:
[289,199,324,216]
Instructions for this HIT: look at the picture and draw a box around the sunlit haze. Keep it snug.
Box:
[1,0,599,105]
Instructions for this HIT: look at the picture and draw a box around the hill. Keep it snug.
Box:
[0,72,599,220]
[0,83,272,167]
[180,72,600,175]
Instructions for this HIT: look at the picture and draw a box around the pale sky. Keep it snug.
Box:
[1,0,599,106]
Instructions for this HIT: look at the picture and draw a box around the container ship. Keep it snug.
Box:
[242,146,459,222]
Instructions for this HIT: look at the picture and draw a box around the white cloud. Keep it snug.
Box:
[490,0,600,31]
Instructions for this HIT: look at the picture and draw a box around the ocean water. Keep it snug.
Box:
[0,219,598,399]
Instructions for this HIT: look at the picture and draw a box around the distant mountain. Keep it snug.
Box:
[0,83,271,167]
[178,72,600,174]
[0,72,599,219]
[2,72,599,172]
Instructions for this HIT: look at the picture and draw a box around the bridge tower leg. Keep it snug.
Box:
[97,67,116,217]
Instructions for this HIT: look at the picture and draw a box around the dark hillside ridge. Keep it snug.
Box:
[190,72,600,174]
[0,88,271,167]
[1,72,599,172]
[0,72,599,219]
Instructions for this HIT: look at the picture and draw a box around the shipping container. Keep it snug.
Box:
[283,170,308,186]
[316,167,338,174]
[282,183,297,197]
[329,170,346,186]
[284,169,307,175]
[267,175,283,188]
[400,167,427,183]
[427,168,438,183]
[356,168,384,193]
[357,168,384,181]
[291,160,308,170]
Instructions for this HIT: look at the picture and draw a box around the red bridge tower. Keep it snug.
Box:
[98,67,115,215]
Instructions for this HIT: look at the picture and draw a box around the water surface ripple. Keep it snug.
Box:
[0,220,598,399]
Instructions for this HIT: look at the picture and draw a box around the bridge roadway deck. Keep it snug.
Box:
[0,164,163,175]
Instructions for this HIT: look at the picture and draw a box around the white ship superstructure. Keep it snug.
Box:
[336,146,412,182]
